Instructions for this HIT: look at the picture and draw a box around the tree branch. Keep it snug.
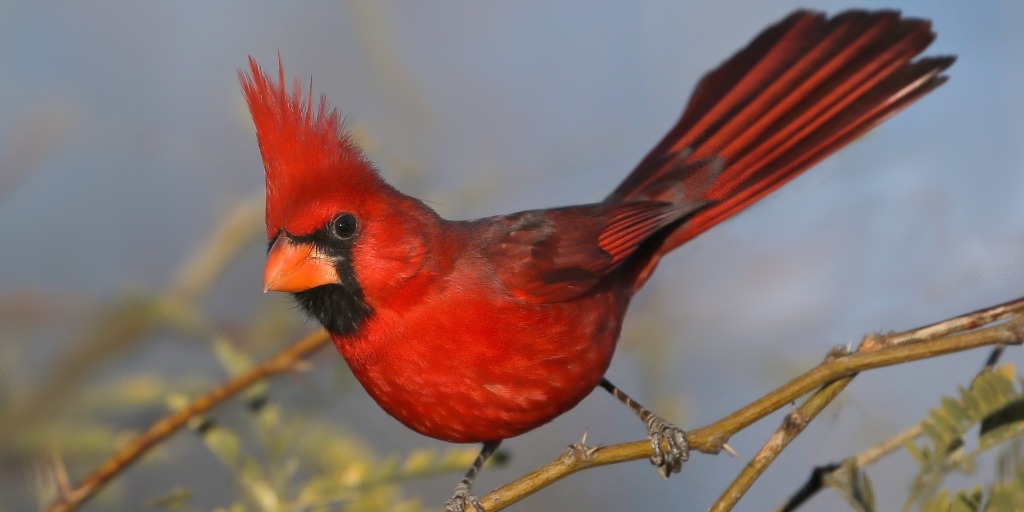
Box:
[476,297,1024,511]
[44,329,330,512]
[775,341,1009,512]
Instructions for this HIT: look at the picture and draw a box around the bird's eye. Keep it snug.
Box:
[330,213,358,240]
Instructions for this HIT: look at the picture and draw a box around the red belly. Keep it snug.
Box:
[332,287,627,442]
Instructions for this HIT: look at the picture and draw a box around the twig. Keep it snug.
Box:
[705,308,1023,512]
[476,300,1024,511]
[775,342,1009,512]
[883,296,1024,346]
[714,368,850,512]
[44,329,330,512]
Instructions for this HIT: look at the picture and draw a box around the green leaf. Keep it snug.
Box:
[906,364,1024,510]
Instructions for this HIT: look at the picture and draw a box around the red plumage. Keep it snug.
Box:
[241,9,953,508]
[240,56,398,239]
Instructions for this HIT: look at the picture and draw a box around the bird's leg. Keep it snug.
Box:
[600,377,689,477]
[444,440,501,512]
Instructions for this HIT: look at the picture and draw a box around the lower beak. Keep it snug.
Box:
[263,237,339,292]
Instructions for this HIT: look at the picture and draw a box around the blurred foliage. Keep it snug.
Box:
[815,364,1024,512]
[907,364,1024,511]
[164,388,481,512]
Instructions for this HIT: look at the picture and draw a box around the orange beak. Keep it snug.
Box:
[263,236,340,292]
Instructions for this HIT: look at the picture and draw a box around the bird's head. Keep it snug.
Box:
[240,57,431,333]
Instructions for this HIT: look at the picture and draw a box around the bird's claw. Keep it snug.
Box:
[646,415,689,478]
[444,482,484,512]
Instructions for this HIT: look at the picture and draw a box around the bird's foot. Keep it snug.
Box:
[645,414,689,478]
[598,378,690,477]
[444,482,484,512]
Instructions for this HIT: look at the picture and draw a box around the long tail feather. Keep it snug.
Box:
[610,10,954,254]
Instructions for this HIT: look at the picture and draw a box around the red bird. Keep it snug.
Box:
[242,10,952,511]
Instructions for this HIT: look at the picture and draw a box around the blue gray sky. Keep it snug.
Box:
[1,1,1021,510]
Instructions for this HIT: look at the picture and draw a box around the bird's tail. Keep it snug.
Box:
[611,10,954,258]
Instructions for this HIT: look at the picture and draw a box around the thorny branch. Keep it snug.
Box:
[476,296,1024,512]
[774,342,1010,512]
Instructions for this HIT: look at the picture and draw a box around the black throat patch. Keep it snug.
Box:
[279,231,374,336]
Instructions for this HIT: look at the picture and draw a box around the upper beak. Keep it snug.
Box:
[263,236,340,292]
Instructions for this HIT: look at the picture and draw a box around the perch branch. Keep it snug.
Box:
[476,298,1024,511]
[775,342,1009,512]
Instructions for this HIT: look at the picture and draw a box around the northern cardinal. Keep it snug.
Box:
[241,10,952,511]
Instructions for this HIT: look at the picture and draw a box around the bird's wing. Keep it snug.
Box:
[486,200,700,302]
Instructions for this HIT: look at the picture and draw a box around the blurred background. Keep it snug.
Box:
[1,0,1022,510]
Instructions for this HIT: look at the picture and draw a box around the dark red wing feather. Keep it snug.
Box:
[489,200,698,302]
